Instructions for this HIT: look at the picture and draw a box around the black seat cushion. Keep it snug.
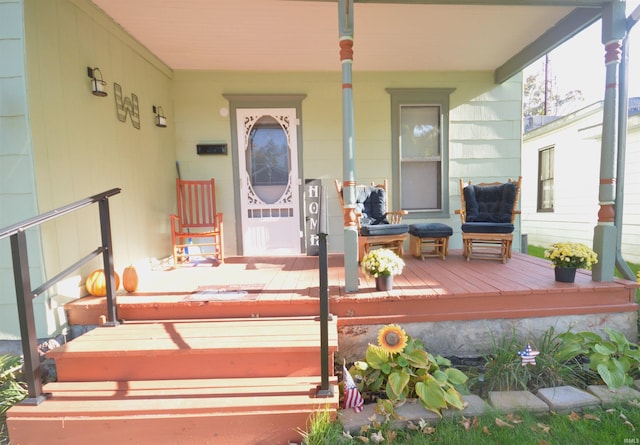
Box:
[409,223,453,238]
[360,223,409,236]
[462,222,514,234]
[464,182,517,223]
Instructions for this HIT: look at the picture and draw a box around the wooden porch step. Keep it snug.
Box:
[48,316,338,382]
[7,376,339,445]
[65,295,324,326]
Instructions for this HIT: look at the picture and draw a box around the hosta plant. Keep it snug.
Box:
[349,324,468,416]
[557,327,640,390]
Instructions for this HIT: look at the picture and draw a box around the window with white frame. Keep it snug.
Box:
[387,88,454,218]
[538,146,554,212]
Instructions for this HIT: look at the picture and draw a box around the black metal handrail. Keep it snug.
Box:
[316,185,334,397]
[0,188,121,405]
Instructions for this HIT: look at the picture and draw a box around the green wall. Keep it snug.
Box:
[0,0,45,340]
[0,0,176,340]
[172,70,523,255]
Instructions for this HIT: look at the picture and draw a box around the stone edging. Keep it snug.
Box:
[339,384,640,433]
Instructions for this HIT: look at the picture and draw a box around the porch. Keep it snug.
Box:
[7,250,639,444]
[67,250,639,358]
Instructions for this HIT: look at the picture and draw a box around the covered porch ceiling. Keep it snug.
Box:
[90,0,611,83]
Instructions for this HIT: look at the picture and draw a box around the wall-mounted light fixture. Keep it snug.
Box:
[87,67,107,97]
[153,105,167,128]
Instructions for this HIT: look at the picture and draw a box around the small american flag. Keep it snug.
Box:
[343,364,364,412]
[518,343,540,366]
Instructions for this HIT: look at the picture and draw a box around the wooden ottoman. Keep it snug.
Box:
[409,223,453,260]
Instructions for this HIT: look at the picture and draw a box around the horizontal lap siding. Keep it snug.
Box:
[448,74,523,250]
[522,106,640,264]
[623,120,640,263]
[0,0,46,339]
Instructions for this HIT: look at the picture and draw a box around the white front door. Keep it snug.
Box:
[236,108,302,255]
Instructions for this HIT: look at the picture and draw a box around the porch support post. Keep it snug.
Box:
[338,0,359,292]
[593,0,625,282]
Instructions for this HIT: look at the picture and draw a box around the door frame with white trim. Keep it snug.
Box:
[224,95,306,256]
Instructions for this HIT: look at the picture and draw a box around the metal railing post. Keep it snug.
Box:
[99,197,118,326]
[11,230,48,405]
[316,185,334,397]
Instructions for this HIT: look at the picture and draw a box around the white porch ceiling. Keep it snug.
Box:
[90,0,602,77]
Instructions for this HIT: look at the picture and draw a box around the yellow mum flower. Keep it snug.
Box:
[377,324,408,354]
[544,242,598,270]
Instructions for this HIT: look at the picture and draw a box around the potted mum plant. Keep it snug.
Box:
[544,242,598,283]
[361,248,405,291]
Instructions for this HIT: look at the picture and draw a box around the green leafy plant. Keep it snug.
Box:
[1,354,27,443]
[298,405,345,445]
[558,327,640,389]
[349,324,468,416]
[476,328,585,398]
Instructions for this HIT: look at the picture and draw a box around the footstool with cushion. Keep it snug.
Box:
[409,223,454,260]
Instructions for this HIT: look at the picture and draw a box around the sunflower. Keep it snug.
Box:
[377,324,408,354]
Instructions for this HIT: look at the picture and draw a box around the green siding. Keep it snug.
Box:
[0,0,45,340]
[174,70,523,254]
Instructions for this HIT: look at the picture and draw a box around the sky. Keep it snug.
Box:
[523,1,640,114]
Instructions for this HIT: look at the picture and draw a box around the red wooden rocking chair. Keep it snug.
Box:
[170,178,224,265]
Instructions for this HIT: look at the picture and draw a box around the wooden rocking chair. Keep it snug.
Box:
[335,179,409,261]
[170,178,224,266]
[455,176,521,263]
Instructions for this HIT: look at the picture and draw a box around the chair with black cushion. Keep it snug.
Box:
[455,177,521,263]
[335,179,409,262]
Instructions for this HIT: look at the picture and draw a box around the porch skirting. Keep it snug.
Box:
[336,311,638,361]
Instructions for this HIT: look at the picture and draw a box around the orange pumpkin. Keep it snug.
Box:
[85,269,120,296]
[122,265,139,292]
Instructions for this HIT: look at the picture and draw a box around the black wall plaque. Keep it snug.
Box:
[197,144,227,155]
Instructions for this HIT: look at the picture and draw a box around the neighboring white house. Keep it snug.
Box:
[522,99,640,264]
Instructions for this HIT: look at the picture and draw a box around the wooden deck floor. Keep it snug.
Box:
[68,250,639,328]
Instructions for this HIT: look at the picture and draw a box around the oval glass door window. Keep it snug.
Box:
[247,115,290,204]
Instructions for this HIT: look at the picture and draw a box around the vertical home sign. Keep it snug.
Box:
[305,179,321,256]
